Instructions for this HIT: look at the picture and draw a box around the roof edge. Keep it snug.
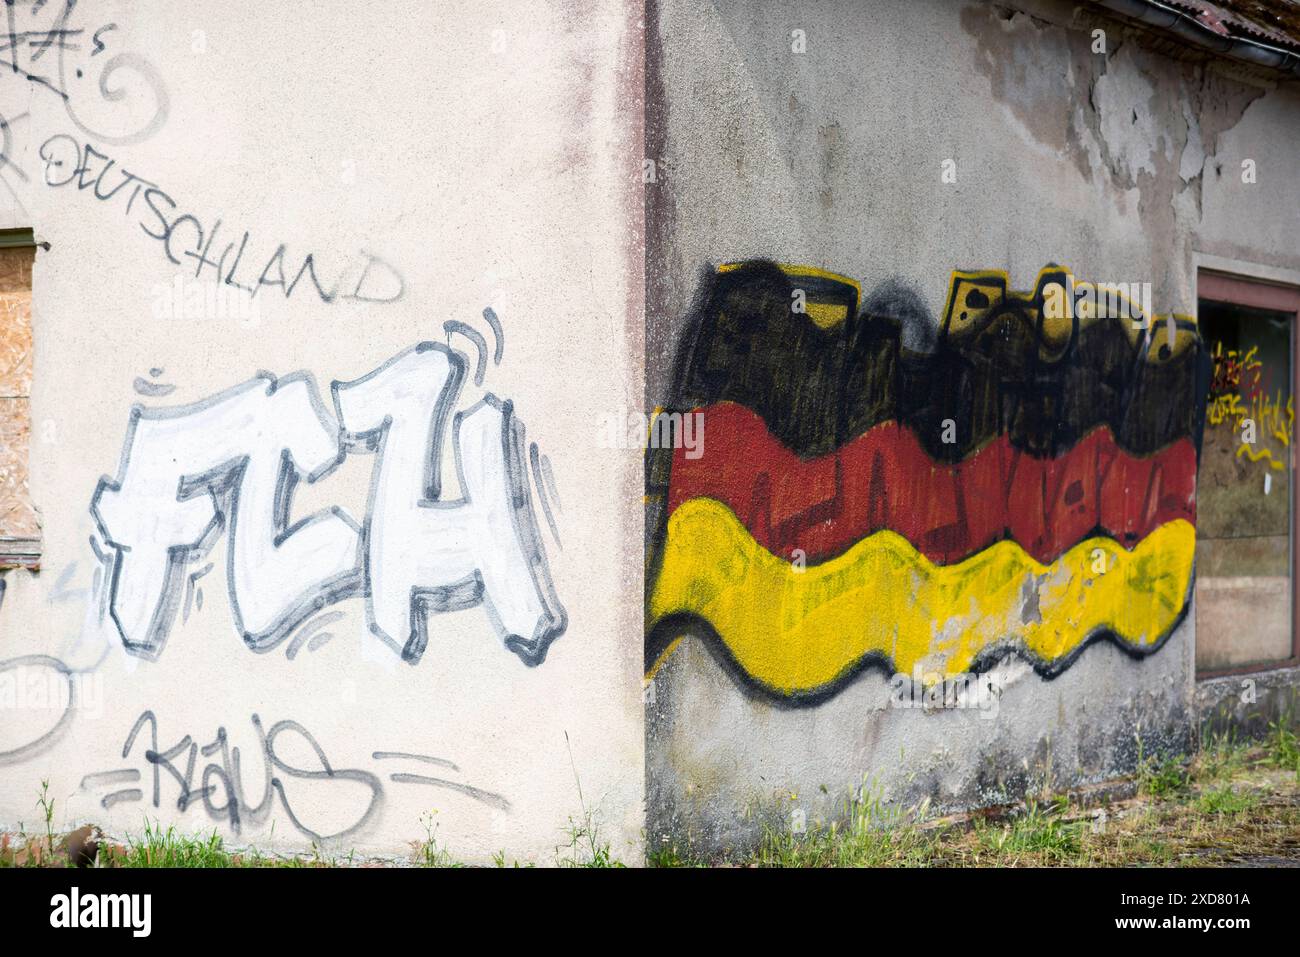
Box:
[1092,0,1300,76]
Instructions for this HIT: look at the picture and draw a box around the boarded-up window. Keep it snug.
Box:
[1195,279,1299,673]
[0,230,37,567]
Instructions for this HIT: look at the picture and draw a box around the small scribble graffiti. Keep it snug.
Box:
[646,261,1209,702]
[0,574,108,766]
[91,334,566,667]
[37,133,406,306]
[79,710,510,843]
[1207,340,1293,472]
[0,653,77,766]
[1,4,404,304]
[0,0,170,217]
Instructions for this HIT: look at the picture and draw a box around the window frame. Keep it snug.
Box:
[0,227,38,569]
[1196,268,1300,678]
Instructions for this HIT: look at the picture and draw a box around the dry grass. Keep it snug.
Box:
[651,738,1300,868]
[5,733,1298,868]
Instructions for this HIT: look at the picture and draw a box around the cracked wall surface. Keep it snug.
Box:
[645,0,1299,856]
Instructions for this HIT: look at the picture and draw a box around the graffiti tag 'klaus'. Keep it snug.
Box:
[91,341,566,667]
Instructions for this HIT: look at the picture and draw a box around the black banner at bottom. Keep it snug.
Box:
[0,864,1284,943]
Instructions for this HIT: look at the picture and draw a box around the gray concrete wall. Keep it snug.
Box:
[1198,667,1300,743]
[645,0,1300,856]
[0,0,645,864]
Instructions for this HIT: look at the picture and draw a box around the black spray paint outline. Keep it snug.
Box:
[331,341,566,666]
[105,710,384,843]
[53,3,169,146]
[284,610,346,660]
[529,440,562,549]
[0,654,77,765]
[89,369,366,661]
[373,751,511,812]
[87,712,512,842]
[92,342,566,667]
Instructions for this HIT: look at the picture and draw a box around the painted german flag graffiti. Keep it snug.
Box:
[646,261,1210,701]
[665,404,1197,565]
[650,498,1195,696]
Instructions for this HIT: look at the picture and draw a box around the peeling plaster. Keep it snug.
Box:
[963,0,1268,310]
[1180,98,1205,183]
[1093,45,1168,186]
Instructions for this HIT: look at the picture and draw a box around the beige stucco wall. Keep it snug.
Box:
[0,0,644,863]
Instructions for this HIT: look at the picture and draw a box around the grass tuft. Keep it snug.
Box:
[1265,713,1299,772]
[1196,784,1258,816]
[119,821,233,868]
[1138,754,1189,799]
[750,782,936,867]
[555,731,624,867]
[971,797,1085,865]
[413,811,463,868]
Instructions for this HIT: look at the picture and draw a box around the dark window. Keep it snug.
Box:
[1195,271,1300,674]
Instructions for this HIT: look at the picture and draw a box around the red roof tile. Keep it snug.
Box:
[1159,0,1300,50]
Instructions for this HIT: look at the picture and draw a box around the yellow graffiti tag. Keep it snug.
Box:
[1235,443,1285,470]
[940,266,1197,362]
[717,262,860,330]
[648,498,1195,695]
[1208,342,1292,442]
[1207,338,1293,475]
